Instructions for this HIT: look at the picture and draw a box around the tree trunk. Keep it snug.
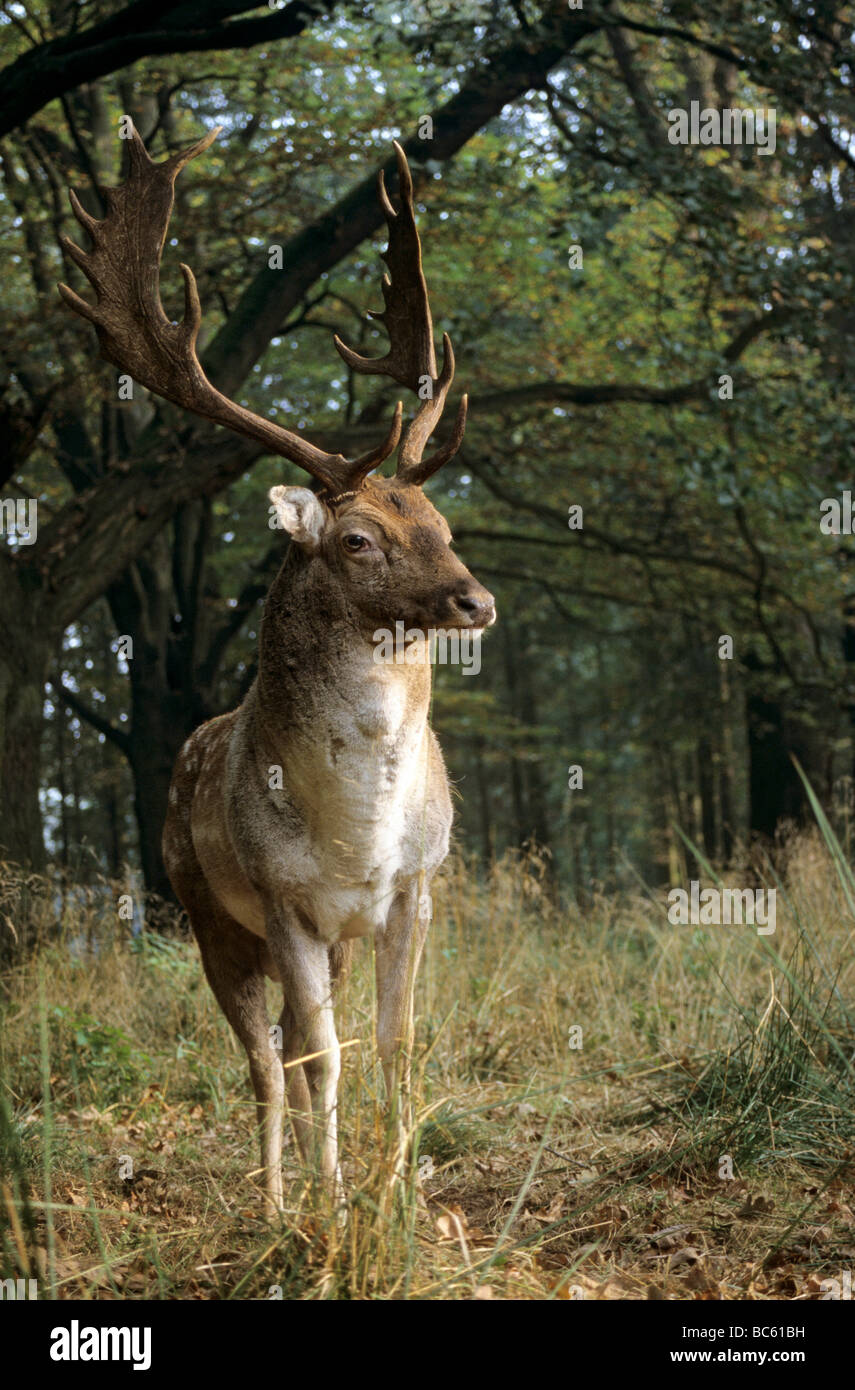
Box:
[746,686,806,838]
[717,661,736,862]
[473,737,494,865]
[103,748,123,876]
[515,644,553,859]
[122,658,202,905]
[0,629,49,868]
[128,729,184,903]
[500,622,528,846]
[107,522,210,903]
[697,734,718,861]
[55,690,69,868]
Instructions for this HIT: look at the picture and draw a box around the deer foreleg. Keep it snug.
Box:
[267,912,342,1198]
[375,882,430,1172]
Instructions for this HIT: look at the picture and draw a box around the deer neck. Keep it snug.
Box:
[254,550,433,815]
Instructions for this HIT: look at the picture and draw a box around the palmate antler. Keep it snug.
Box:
[58,126,401,497]
[334,141,467,486]
[59,129,464,495]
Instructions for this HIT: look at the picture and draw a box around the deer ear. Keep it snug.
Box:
[268,486,326,551]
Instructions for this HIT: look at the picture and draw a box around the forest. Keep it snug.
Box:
[1,0,855,1313]
[0,0,851,900]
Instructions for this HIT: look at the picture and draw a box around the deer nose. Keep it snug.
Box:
[450,586,496,627]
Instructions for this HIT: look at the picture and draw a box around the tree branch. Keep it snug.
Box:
[471,304,792,412]
[29,6,600,628]
[0,2,339,138]
[50,677,130,753]
[198,538,282,691]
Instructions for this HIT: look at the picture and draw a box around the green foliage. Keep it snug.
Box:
[51,1006,153,1102]
[3,2,854,883]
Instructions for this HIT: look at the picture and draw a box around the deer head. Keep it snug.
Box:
[59,129,495,637]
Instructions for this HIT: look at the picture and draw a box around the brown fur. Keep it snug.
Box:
[162,477,495,1212]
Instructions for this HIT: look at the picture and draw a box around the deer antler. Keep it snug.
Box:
[334,142,467,487]
[58,126,402,497]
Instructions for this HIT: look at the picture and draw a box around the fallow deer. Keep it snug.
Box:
[59,128,495,1215]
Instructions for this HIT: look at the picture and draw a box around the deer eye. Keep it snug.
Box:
[343,533,371,552]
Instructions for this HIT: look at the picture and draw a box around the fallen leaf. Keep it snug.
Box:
[436,1206,469,1242]
[650,1224,692,1249]
[669,1247,702,1270]
[736,1194,775,1218]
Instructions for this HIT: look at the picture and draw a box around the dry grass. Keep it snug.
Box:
[2,830,855,1300]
